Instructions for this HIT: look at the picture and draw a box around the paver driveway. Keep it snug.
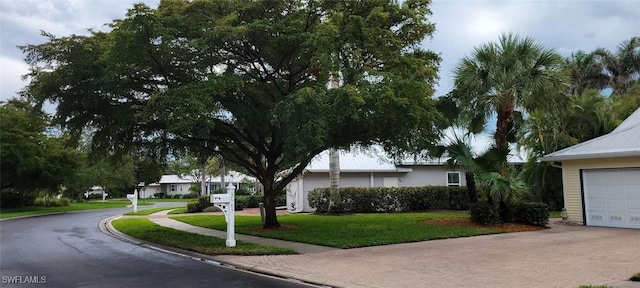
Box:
[214,221,640,288]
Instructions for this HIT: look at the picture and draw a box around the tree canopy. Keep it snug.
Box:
[21,0,442,227]
[0,102,83,207]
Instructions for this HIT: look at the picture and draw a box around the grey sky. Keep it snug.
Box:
[1,0,639,102]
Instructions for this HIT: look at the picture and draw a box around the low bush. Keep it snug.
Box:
[630,273,640,282]
[510,202,549,226]
[197,196,212,211]
[236,195,261,208]
[58,197,71,206]
[153,193,166,198]
[34,198,46,207]
[235,187,252,196]
[234,198,246,210]
[308,186,468,213]
[469,202,501,225]
[48,198,60,207]
[186,202,199,213]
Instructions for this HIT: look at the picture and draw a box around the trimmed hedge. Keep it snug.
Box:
[510,202,549,226]
[236,194,287,209]
[308,186,469,213]
[469,202,501,225]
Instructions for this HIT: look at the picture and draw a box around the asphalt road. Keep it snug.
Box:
[0,204,311,288]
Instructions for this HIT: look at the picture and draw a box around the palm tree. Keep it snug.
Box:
[564,51,609,96]
[453,33,565,168]
[594,36,640,96]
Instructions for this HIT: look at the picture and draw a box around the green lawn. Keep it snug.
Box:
[549,211,562,218]
[173,212,504,248]
[1,200,133,219]
[112,218,295,255]
[168,207,189,214]
[123,207,179,216]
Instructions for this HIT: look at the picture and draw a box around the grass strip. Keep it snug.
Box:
[123,207,178,216]
[111,218,296,255]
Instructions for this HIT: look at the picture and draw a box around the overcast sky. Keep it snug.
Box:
[2,0,639,102]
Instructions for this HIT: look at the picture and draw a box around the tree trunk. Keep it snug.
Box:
[328,148,341,213]
[495,103,514,176]
[495,104,514,150]
[220,159,226,191]
[465,171,478,203]
[262,184,280,228]
[200,164,206,195]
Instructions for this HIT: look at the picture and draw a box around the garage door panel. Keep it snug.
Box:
[583,168,640,229]
[606,199,625,210]
[628,200,640,209]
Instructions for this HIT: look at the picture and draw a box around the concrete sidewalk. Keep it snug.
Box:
[137,211,640,288]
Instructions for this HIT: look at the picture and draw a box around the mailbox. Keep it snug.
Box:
[211,194,231,204]
[126,194,136,200]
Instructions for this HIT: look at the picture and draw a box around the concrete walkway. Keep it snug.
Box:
[133,211,640,288]
[147,210,337,254]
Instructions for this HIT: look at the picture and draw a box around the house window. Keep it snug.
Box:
[171,185,176,192]
[447,172,461,186]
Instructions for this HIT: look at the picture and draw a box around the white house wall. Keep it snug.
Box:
[398,166,467,187]
[166,183,193,196]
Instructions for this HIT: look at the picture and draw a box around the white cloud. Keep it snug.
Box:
[0,56,29,101]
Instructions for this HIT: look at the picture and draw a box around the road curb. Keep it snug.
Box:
[101,216,334,288]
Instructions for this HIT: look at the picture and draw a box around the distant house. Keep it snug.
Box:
[542,108,640,229]
[286,150,468,212]
[141,171,257,198]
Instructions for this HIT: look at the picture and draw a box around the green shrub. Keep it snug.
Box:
[34,198,46,207]
[236,195,261,208]
[630,273,640,282]
[469,202,501,225]
[234,197,246,210]
[181,193,198,199]
[197,195,212,211]
[276,193,286,207]
[308,186,469,213]
[510,202,549,226]
[58,197,71,206]
[235,187,252,196]
[186,202,199,213]
[48,198,60,207]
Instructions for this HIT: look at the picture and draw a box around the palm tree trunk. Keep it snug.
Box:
[465,172,478,203]
[327,76,341,213]
[328,148,340,213]
[495,103,514,176]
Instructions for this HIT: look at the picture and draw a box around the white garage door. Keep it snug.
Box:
[583,168,640,229]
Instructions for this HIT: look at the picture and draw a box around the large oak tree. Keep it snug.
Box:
[21,0,442,227]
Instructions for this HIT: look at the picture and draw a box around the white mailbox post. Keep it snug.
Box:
[211,184,236,247]
[127,189,139,213]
